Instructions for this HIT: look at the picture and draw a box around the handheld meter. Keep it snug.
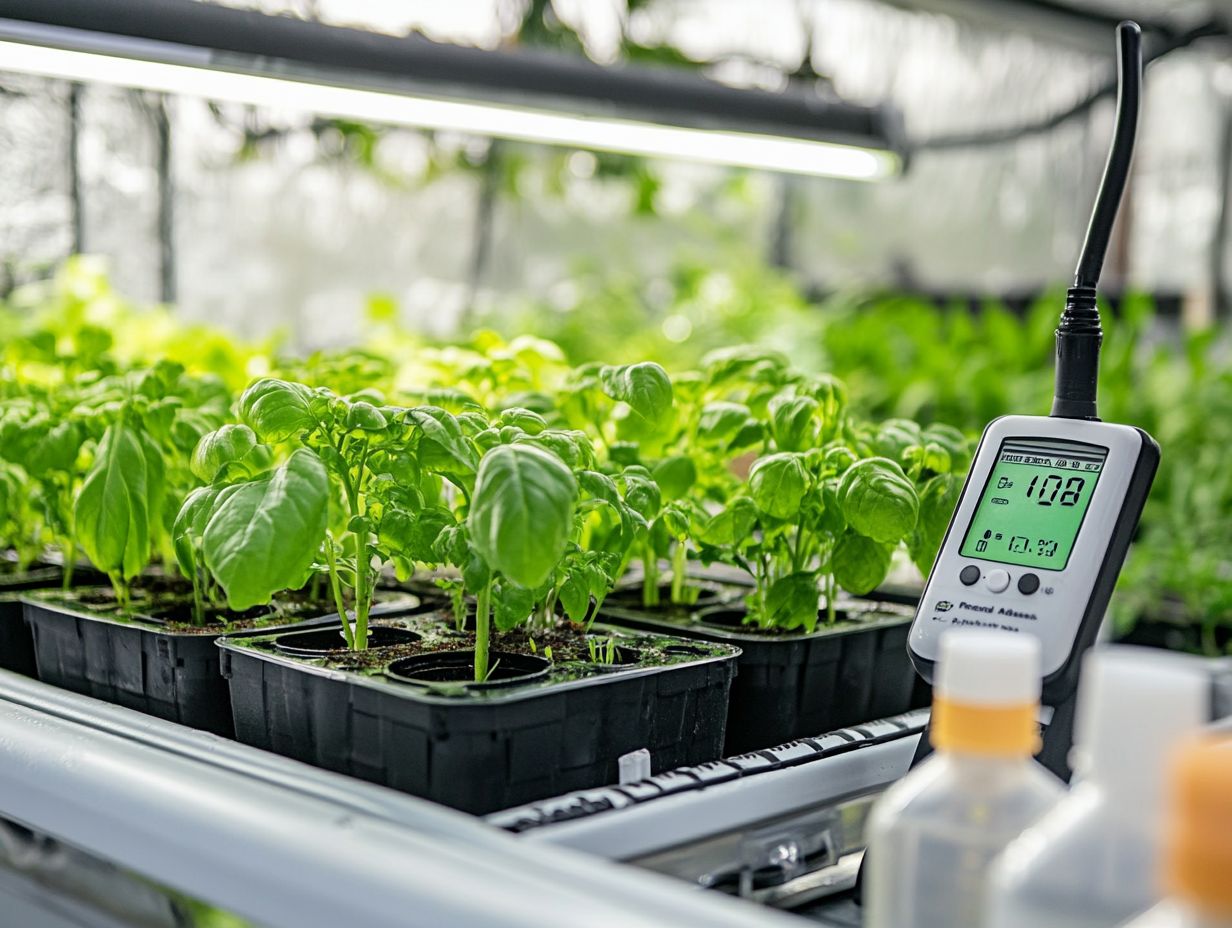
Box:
[905,22,1155,779]
[909,416,1158,700]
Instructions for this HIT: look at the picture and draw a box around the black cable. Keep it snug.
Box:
[1050,21,1141,421]
[914,18,1225,152]
[1074,20,1140,289]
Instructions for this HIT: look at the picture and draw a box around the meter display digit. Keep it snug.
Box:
[959,438,1107,570]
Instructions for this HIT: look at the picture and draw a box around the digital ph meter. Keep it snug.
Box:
[906,21,1158,779]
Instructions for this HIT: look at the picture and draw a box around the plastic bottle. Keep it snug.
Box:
[987,647,1208,928]
[1119,737,1232,928]
[864,629,1063,928]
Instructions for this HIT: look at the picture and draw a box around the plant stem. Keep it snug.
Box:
[474,578,492,682]
[323,535,355,649]
[642,541,660,608]
[61,540,76,591]
[337,436,360,515]
[189,557,205,628]
[826,573,837,626]
[110,573,129,610]
[670,541,688,604]
[585,593,606,632]
[347,439,373,649]
[757,553,772,628]
[353,543,370,650]
[792,516,806,573]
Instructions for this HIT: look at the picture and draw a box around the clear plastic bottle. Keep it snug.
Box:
[987,647,1208,928]
[1120,738,1232,928]
[865,629,1063,928]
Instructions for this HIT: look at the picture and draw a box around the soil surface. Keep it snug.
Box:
[32,582,418,636]
[237,610,734,694]
[317,619,606,672]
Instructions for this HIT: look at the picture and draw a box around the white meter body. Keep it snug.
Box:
[909,415,1158,702]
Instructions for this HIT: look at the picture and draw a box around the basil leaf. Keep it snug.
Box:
[698,497,759,547]
[202,448,330,610]
[468,444,578,589]
[652,455,697,501]
[29,421,81,473]
[406,406,479,478]
[923,424,972,471]
[499,407,548,435]
[239,379,315,443]
[74,424,156,582]
[191,424,261,483]
[412,508,457,564]
[621,468,662,520]
[838,457,920,544]
[173,485,223,578]
[873,419,923,461]
[832,531,893,595]
[697,402,753,446]
[902,441,952,477]
[749,452,809,520]
[344,400,388,432]
[520,429,594,470]
[493,579,536,631]
[765,572,820,631]
[599,362,673,426]
[769,395,819,452]
[909,473,962,575]
[558,569,591,623]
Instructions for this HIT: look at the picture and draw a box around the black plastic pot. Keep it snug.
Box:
[0,566,65,677]
[0,563,109,678]
[603,579,734,614]
[22,589,422,736]
[220,615,740,814]
[601,599,921,754]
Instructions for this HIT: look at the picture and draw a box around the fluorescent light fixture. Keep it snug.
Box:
[0,37,899,181]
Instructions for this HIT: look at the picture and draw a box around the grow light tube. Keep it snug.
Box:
[0,37,899,182]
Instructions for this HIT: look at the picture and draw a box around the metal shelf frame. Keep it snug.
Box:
[0,669,795,928]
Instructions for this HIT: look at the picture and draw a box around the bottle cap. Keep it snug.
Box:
[1073,647,1207,808]
[1164,737,1232,916]
[931,630,1041,757]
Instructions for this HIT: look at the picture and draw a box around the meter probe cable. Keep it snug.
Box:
[1050,20,1140,422]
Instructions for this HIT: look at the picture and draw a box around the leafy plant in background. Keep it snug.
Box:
[1,257,272,392]
[485,258,827,374]
[0,361,229,604]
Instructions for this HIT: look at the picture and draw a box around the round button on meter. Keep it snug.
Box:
[1017,573,1041,595]
[985,569,1011,593]
[959,565,980,586]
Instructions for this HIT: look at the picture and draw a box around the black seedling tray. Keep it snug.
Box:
[22,588,425,736]
[601,598,921,754]
[0,566,66,678]
[0,563,108,678]
[219,613,740,815]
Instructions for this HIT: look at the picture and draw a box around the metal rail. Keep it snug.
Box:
[0,670,795,928]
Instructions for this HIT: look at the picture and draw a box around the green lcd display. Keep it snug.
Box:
[959,438,1106,571]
